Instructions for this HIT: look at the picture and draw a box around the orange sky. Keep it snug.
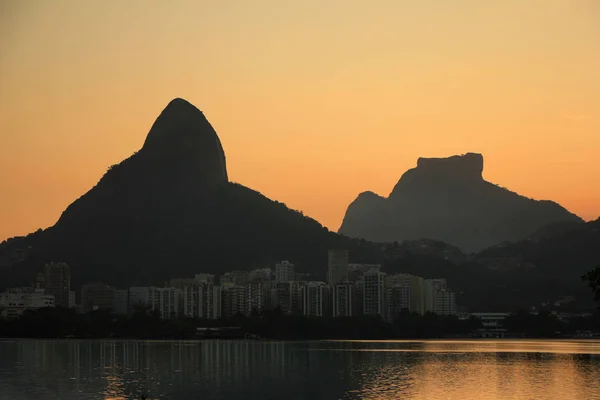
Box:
[1,0,599,241]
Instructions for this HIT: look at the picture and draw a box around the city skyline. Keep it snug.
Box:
[2,1,600,241]
[1,255,458,322]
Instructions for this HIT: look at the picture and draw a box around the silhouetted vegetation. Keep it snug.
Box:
[583,264,600,305]
[1,307,598,340]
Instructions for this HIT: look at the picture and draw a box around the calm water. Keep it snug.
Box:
[1,340,600,400]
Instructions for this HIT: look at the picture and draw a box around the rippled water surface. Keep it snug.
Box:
[1,339,600,399]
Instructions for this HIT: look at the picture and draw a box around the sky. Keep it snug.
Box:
[1,0,599,241]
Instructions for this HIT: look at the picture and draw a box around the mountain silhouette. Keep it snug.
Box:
[1,98,376,288]
[338,153,583,252]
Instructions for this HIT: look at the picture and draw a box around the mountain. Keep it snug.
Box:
[0,98,378,289]
[338,153,583,252]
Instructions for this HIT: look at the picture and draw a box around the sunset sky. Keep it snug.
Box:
[1,0,599,241]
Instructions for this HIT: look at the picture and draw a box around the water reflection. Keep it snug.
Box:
[0,340,599,399]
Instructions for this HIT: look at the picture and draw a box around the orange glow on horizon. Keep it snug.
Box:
[1,0,599,241]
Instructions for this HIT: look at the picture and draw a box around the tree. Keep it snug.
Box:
[583,264,600,305]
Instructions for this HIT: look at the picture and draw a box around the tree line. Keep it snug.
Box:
[1,306,598,340]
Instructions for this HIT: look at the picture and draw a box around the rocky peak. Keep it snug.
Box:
[389,153,483,197]
[415,153,484,180]
[141,98,228,182]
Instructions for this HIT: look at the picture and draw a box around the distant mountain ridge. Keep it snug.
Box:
[338,153,583,252]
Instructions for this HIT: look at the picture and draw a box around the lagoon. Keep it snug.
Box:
[1,339,600,399]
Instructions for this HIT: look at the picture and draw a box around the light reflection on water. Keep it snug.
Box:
[0,340,599,400]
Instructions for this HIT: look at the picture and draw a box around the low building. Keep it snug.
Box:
[81,282,116,313]
[465,312,511,329]
[0,287,55,319]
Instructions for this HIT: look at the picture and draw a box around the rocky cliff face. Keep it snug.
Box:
[339,153,583,252]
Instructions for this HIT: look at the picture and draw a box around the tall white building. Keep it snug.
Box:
[275,261,295,283]
[363,270,386,317]
[301,282,327,317]
[183,284,221,319]
[149,287,182,319]
[246,282,265,315]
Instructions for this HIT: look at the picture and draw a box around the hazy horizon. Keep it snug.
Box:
[1,0,599,241]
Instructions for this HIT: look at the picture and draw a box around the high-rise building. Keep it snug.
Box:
[301,282,328,317]
[81,282,116,313]
[363,270,386,317]
[409,275,425,315]
[386,285,411,322]
[68,291,76,309]
[385,273,412,321]
[352,280,364,316]
[275,261,295,283]
[328,250,349,284]
[183,284,221,319]
[246,282,265,315]
[332,283,353,317]
[221,285,247,318]
[276,281,302,315]
[44,262,70,308]
[435,289,457,315]
[149,287,181,319]
[424,278,450,314]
